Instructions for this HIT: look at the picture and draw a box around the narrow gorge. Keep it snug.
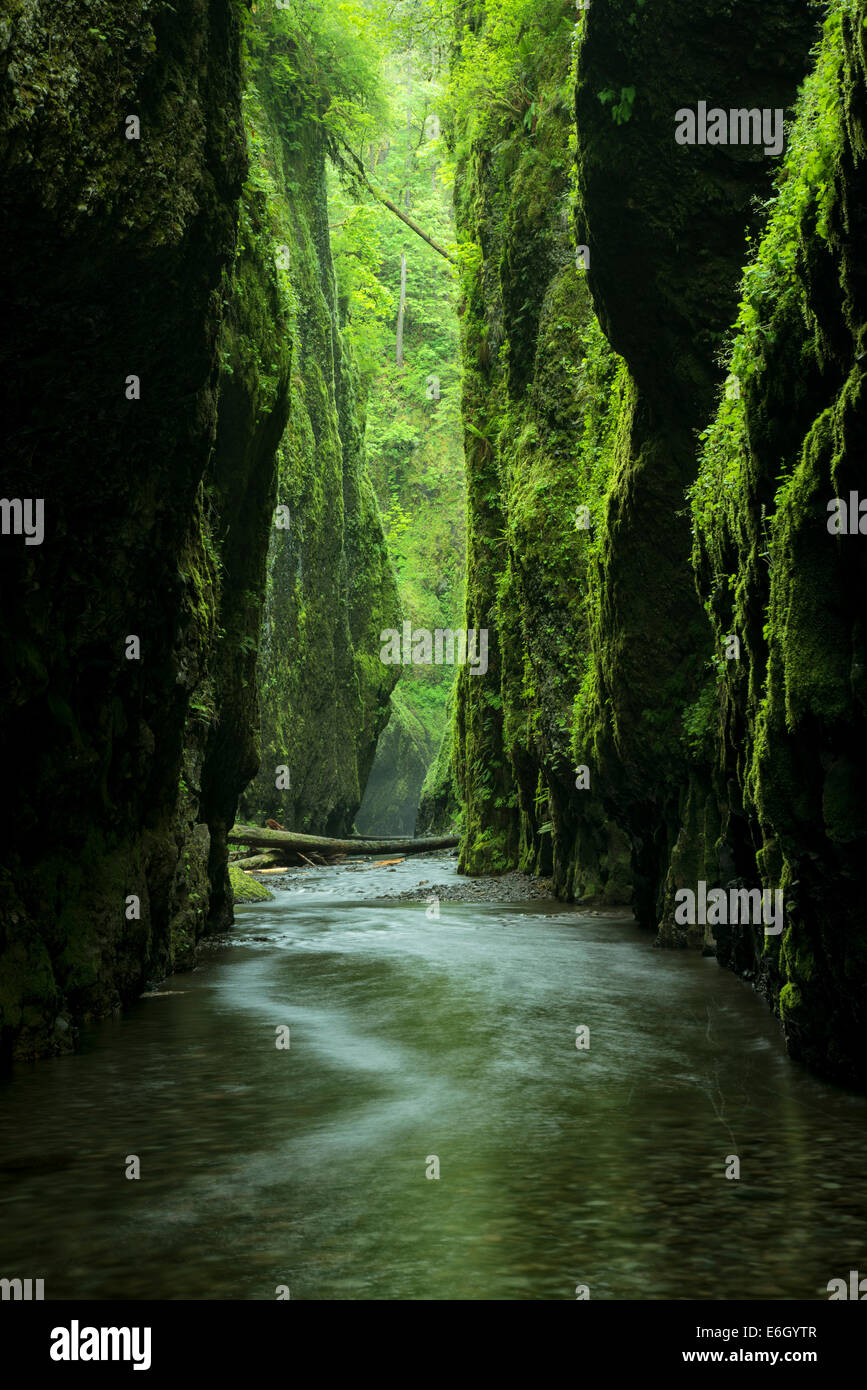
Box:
[1,0,865,1316]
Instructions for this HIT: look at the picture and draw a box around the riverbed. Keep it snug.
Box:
[1,855,865,1300]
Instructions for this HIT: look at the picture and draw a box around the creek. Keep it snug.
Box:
[1,855,865,1301]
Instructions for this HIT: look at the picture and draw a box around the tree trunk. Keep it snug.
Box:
[341,143,457,264]
[228,825,459,857]
[395,249,407,366]
[230,850,285,870]
[405,53,413,210]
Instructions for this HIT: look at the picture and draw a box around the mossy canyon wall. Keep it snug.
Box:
[450,0,867,1087]
[0,0,397,1062]
[2,0,865,1097]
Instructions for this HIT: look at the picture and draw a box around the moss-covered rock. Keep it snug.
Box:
[236,26,400,836]
[0,0,247,1062]
[0,1,395,1064]
[691,0,867,1085]
[227,864,274,904]
[451,1,633,897]
[571,0,819,929]
[450,0,866,1086]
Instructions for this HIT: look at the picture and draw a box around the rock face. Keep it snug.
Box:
[689,0,867,1086]
[197,159,292,935]
[0,0,247,1063]
[0,3,397,1062]
[416,692,461,837]
[236,18,399,837]
[451,0,867,1085]
[571,0,818,930]
[237,204,400,834]
[356,686,434,836]
[451,4,639,899]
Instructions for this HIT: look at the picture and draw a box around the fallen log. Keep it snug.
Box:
[228,824,459,857]
[231,851,286,871]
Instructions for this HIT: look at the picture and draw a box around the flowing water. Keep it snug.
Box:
[1,855,865,1301]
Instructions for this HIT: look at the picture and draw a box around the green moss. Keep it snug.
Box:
[463,827,512,877]
[451,11,632,897]
[779,982,803,1017]
[228,864,274,903]
[0,0,280,1059]
[688,0,867,1083]
[237,25,399,834]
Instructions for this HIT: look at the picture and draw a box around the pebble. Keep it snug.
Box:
[377,872,555,904]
